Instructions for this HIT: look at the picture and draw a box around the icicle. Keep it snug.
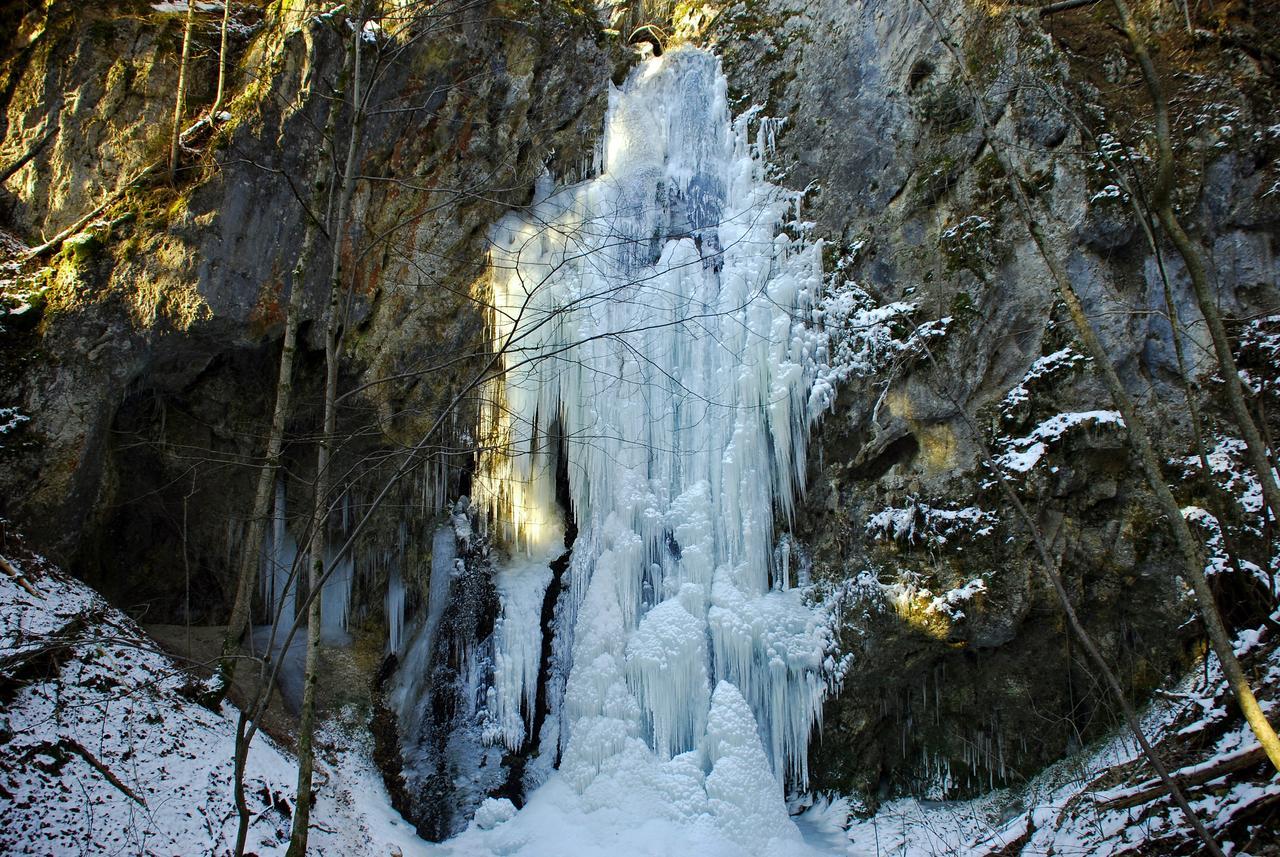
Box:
[625,586,709,758]
[471,45,835,843]
[389,523,458,736]
[492,557,555,749]
[320,545,354,644]
[261,478,297,627]
[386,566,405,654]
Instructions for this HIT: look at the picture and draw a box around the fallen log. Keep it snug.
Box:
[23,160,160,260]
[19,738,148,808]
[0,555,41,597]
[1096,745,1271,812]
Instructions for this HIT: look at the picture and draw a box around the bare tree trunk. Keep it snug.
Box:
[1031,74,1259,594]
[286,8,369,852]
[916,0,1280,774]
[1109,0,1280,770]
[209,266,303,703]
[1112,147,1254,585]
[918,339,1225,857]
[209,25,339,707]
[169,2,196,184]
[286,460,329,857]
[232,710,253,855]
[221,8,545,849]
[229,23,356,852]
[210,0,232,119]
[1111,0,1280,527]
[0,125,56,186]
[232,310,507,856]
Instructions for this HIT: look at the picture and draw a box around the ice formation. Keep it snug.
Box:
[491,556,556,748]
[256,480,355,647]
[260,478,297,628]
[390,523,459,732]
[469,46,837,848]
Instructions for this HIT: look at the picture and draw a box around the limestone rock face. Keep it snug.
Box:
[709,0,1279,801]
[2,0,1277,817]
[0,1,616,615]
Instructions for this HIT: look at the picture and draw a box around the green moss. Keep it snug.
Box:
[61,232,102,269]
[949,290,978,322]
[940,212,1000,279]
[963,26,1005,86]
[973,151,1007,205]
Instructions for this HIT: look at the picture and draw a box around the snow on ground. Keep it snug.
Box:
[0,535,426,857]
[430,613,1278,857]
[2,524,1275,857]
[439,770,830,857]
[0,528,836,857]
[843,617,1280,856]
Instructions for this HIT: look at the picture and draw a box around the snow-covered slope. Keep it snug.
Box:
[1,530,1276,857]
[843,628,1280,856]
[0,533,423,856]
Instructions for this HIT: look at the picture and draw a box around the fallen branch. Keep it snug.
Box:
[20,738,148,808]
[0,127,58,186]
[23,160,160,260]
[1097,745,1270,812]
[1032,0,1105,16]
[0,555,41,597]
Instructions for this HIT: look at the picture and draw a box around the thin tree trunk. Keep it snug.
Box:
[916,0,1280,774]
[209,21,342,707]
[230,24,354,852]
[232,710,253,855]
[210,0,232,119]
[918,337,1225,857]
[286,9,368,852]
[1111,0,1280,528]
[0,126,56,186]
[1029,73,1258,593]
[1109,0,1280,769]
[286,470,328,857]
[1122,160,1253,584]
[208,267,303,703]
[286,314,338,857]
[169,2,196,184]
[233,304,510,856]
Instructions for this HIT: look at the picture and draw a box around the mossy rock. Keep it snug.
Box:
[61,232,102,269]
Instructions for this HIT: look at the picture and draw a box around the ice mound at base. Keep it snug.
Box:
[449,684,821,857]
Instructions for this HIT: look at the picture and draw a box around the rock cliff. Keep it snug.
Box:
[1,0,1276,826]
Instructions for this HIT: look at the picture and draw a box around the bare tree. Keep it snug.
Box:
[210,0,232,120]
[1109,0,1280,554]
[916,340,1225,857]
[915,0,1280,773]
[168,1,197,184]
[287,1,373,849]
[207,0,394,711]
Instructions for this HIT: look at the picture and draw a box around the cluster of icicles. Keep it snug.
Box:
[469,47,840,849]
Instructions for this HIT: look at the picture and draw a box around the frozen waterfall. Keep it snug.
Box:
[468,46,837,853]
